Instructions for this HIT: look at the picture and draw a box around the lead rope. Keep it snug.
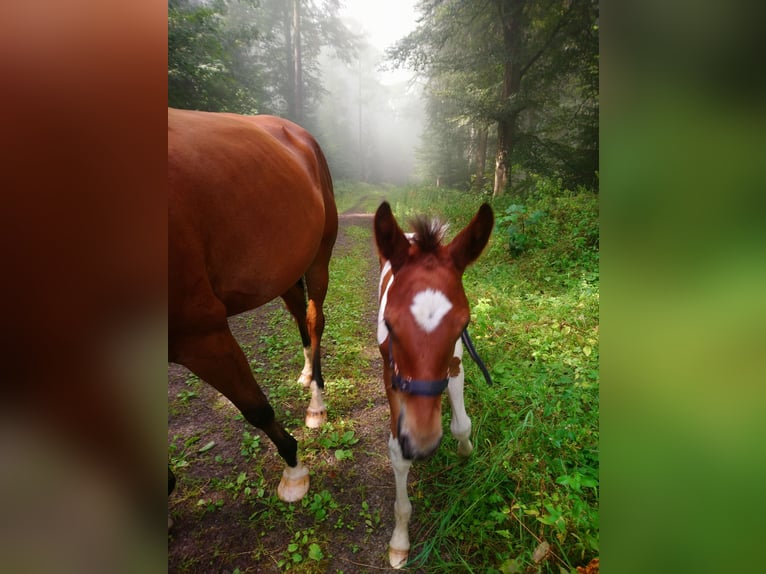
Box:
[461,328,493,386]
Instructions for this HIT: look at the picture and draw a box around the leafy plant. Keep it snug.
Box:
[240,429,262,459]
[278,528,326,571]
[495,203,547,255]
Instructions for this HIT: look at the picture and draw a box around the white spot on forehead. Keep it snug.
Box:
[410,289,453,333]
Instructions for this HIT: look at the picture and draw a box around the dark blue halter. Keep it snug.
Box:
[388,328,493,397]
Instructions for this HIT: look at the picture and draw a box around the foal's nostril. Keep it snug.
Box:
[399,434,415,460]
[399,433,441,461]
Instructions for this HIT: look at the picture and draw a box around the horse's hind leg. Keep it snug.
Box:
[281,279,326,428]
[281,280,313,388]
[171,324,309,502]
[300,240,334,429]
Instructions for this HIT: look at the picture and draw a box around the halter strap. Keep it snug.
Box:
[387,328,492,397]
[461,328,493,386]
[388,335,450,397]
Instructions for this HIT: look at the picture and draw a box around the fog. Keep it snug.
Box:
[314,3,425,185]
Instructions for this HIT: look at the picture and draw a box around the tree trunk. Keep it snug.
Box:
[292,0,303,124]
[493,0,523,198]
[494,121,510,196]
[471,124,488,191]
[284,2,295,119]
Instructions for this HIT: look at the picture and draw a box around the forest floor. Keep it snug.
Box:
[168,192,410,573]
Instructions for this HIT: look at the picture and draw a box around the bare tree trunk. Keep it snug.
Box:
[357,57,363,181]
[493,121,510,196]
[284,2,295,120]
[292,0,303,124]
[472,124,488,191]
[493,0,523,198]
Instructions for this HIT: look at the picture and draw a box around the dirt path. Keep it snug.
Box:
[168,195,416,573]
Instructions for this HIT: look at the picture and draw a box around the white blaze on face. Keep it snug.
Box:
[410,289,453,333]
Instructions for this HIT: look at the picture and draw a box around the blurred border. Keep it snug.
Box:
[1,1,167,572]
[602,0,765,572]
[2,0,764,572]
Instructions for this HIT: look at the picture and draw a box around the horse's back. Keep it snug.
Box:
[168,108,334,324]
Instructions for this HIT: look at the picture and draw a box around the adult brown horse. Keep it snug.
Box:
[374,201,494,568]
[168,108,338,503]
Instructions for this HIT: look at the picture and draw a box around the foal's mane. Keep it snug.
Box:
[409,216,448,254]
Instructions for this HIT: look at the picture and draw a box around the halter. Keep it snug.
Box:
[388,327,493,397]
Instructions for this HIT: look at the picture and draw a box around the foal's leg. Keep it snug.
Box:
[388,434,413,569]
[280,281,313,388]
[447,339,473,457]
[172,324,309,502]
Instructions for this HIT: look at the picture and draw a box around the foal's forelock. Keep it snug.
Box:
[409,216,448,254]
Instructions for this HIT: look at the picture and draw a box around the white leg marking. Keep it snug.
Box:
[305,379,327,428]
[388,433,413,568]
[298,346,312,387]
[277,462,310,502]
[447,339,473,456]
[410,289,453,333]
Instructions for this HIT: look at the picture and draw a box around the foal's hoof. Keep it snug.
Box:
[457,439,474,457]
[277,464,309,502]
[389,546,409,569]
[305,408,327,429]
[297,372,312,388]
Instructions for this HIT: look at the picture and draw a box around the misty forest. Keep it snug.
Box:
[169,0,598,194]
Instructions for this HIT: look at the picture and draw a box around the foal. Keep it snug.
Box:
[374,201,493,568]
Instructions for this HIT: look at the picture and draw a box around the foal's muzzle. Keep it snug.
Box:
[399,432,440,460]
[397,413,441,460]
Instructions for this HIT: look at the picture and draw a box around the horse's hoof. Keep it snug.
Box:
[305,408,327,429]
[389,546,409,569]
[277,464,310,502]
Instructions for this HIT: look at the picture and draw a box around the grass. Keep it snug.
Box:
[168,179,598,573]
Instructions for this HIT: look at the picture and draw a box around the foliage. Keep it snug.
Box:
[168,0,259,112]
[496,204,547,255]
[494,175,599,284]
[388,0,599,192]
[168,0,358,128]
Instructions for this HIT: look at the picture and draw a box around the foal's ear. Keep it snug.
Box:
[374,201,410,271]
[448,203,494,272]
